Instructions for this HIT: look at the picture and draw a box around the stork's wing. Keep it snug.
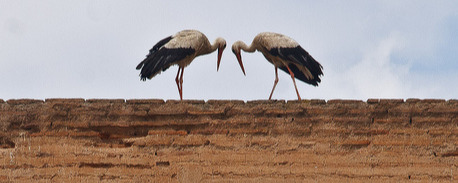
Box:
[138,47,195,81]
[269,46,323,86]
[136,36,173,70]
[277,64,321,86]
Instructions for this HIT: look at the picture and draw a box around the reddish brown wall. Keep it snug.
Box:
[0,98,457,182]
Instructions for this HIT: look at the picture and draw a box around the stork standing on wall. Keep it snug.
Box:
[231,32,323,101]
[136,30,227,100]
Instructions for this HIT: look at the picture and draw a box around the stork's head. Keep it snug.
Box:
[231,41,246,76]
[215,37,226,71]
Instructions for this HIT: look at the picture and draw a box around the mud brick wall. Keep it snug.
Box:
[0,98,457,182]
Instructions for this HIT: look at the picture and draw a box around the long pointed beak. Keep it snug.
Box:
[236,52,246,76]
[217,48,223,71]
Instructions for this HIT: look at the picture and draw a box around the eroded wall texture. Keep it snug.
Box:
[0,98,457,182]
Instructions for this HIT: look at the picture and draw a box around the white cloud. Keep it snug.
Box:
[344,32,410,99]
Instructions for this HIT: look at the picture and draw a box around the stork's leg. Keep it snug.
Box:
[179,68,184,100]
[175,67,182,100]
[268,67,279,100]
[284,65,302,101]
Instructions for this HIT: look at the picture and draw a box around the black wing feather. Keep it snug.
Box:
[138,47,195,81]
[278,64,320,86]
[136,36,173,70]
[269,46,323,86]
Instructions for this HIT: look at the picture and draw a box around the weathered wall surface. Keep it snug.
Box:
[0,98,457,182]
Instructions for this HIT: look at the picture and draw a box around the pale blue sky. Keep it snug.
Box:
[1,1,457,100]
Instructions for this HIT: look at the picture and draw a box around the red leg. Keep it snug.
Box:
[179,67,184,100]
[268,67,279,100]
[284,65,302,101]
[175,67,182,100]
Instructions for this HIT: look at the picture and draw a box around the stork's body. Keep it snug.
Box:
[136,30,226,100]
[232,32,323,100]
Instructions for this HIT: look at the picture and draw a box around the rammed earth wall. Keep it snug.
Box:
[0,98,457,182]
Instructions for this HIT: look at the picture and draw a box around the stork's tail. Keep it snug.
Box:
[136,60,144,70]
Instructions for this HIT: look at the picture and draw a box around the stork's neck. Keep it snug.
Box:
[238,41,256,53]
[209,42,219,53]
[203,37,225,55]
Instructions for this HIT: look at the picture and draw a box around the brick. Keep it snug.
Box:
[420,99,446,103]
[264,108,303,115]
[229,128,269,135]
[30,131,100,138]
[166,99,205,104]
[389,128,428,135]
[348,108,371,116]
[249,137,277,148]
[301,107,329,115]
[286,100,307,104]
[327,99,364,104]
[372,137,434,146]
[125,99,165,104]
[428,129,457,136]
[286,99,324,105]
[206,100,245,105]
[148,105,187,115]
[440,150,458,157]
[124,136,173,146]
[412,117,452,125]
[406,98,421,103]
[123,103,150,114]
[246,100,285,104]
[190,129,229,135]
[293,116,328,124]
[367,99,379,104]
[312,128,350,136]
[331,117,371,125]
[380,99,404,104]
[226,105,266,115]
[86,99,125,103]
[166,118,211,126]
[187,109,225,115]
[148,130,188,136]
[373,117,409,124]
[386,105,412,114]
[7,99,44,105]
[187,105,226,115]
[271,127,311,136]
[310,99,326,105]
[424,106,458,116]
[45,98,85,103]
[107,107,147,117]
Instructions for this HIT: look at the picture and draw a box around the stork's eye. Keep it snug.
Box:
[232,48,236,54]
[222,44,226,49]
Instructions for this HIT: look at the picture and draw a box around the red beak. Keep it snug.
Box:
[217,48,223,71]
[236,52,246,76]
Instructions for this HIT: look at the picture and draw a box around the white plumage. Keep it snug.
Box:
[136,30,227,100]
[232,32,323,100]
[255,32,299,50]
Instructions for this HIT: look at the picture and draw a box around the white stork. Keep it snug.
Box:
[136,30,227,100]
[231,32,323,101]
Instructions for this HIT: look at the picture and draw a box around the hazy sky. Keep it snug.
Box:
[1,1,457,101]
